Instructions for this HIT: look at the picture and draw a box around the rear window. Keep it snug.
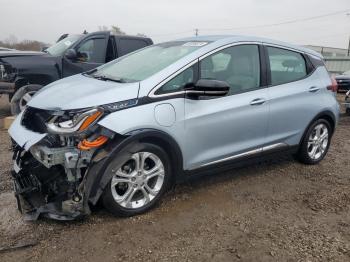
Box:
[118,38,149,56]
[267,47,307,86]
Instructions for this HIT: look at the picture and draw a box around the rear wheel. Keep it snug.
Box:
[102,143,172,217]
[297,119,332,165]
[11,84,42,115]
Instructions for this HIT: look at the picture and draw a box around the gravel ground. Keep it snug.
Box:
[0,94,350,262]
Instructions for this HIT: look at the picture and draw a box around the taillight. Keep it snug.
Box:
[327,77,338,93]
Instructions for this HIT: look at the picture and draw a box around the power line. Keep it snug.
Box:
[150,30,193,38]
[200,9,350,31]
[149,9,350,39]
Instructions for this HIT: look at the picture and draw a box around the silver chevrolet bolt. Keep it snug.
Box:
[8,35,340,220]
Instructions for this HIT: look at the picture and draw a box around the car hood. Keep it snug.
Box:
[0,50,45,58]
[28,74,140,110]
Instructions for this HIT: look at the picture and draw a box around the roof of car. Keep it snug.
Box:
[177,35,322,58]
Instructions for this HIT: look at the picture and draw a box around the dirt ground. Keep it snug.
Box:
[0,94,350,262]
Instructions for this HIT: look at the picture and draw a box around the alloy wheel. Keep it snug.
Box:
[307,123,329,160]
[110,152,165,209]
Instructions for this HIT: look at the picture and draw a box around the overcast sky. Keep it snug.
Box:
[0,0,350,48]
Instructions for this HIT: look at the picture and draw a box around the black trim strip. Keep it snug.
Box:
[259,44,269,87]
[307,54,325,69]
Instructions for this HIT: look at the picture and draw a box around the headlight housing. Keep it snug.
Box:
[46,108,103,134]
[45,99,138,135]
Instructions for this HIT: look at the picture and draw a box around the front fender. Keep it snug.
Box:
[84,129,184,206]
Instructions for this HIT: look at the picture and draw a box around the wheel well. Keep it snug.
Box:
[297,111,336,150]
[139,136,183,182]
[318,114,335,134]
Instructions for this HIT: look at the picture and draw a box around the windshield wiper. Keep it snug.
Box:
[91,75,126,83]
[84,68,98,75]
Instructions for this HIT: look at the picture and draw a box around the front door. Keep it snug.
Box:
[62,33,109,77]
[184,44,269,170]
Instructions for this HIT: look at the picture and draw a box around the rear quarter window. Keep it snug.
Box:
[267,46,307,86]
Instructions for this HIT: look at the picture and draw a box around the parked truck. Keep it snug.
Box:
[0,31,153,114]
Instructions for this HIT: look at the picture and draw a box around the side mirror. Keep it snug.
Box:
[65,49,77,60]
[41,46,48,52]
[186,79,230,97]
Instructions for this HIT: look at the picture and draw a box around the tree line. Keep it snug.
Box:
[0,26,146,51]
[0,35,47,51]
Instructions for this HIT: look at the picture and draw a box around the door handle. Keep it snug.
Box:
[309,86,320,93]
[250,98,266,106]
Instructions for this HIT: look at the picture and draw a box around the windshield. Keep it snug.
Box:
[343,70,350,75]
[46,35,82,56]
[90,41,208,83]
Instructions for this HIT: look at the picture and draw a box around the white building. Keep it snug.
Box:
[305,45,349,58]
[304,45,350,74]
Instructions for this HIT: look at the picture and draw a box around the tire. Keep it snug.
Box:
[10,84,42,115]
[102,143,172,217]
[297,119,332,165]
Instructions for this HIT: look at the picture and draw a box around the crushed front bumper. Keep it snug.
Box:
[8,113,92,221]
[11,148,89,221]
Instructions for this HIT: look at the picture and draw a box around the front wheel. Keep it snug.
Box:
[297,119,332,165]
[10,84,42,115]
[102,143,172,217]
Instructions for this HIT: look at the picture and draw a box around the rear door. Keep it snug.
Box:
[184,44,269,170]
[62,32,110,77]
[264,45,325,147]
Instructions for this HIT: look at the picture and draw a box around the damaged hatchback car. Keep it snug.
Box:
[9,36,340,220]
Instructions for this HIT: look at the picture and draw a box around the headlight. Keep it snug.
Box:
[46,108,103,134]
[346,90,350,98]
[45,99,138,134]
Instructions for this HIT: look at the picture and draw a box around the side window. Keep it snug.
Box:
[76,38,105,63]
[200,45,261,95]
[267,47,307,85]
[211,53,231,72]
[155,67,194,95]
[118,39,148,56]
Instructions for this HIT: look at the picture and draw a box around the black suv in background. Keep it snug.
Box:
[0,31,153,114]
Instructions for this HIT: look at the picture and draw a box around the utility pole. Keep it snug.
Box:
[347,13,350,56]
[195,28,199,37]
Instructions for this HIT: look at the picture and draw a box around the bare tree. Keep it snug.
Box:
[4,34,18,45]
[97,26,146,37]
[0,35,47,51]
[111,25,126,35]
[98,25,109,31]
